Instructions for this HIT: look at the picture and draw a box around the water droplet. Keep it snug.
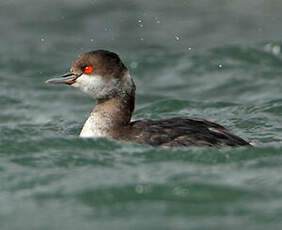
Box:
[139,24,144,28]
[175,36,180,41]
[135,185,144,194]
[188,47,192,51]
[140,37,144,41]
[40,38,45,42]
[154,17,160,24]
[272,45,281,55]
[218,64,223,68]
[90,38,94,42]
[130,62,138,69]
[264,43,280,55]
[138,19,142,23]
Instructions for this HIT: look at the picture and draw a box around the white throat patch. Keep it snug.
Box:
[72,74,120,99]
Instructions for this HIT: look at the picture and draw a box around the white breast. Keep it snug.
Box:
[80,113,110,138]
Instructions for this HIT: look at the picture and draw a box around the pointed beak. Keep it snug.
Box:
[45,72,80,85]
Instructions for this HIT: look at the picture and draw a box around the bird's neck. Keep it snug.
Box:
[80,73,136,138]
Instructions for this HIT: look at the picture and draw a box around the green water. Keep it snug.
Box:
[1,0,282,229]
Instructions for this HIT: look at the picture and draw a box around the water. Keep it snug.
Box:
[1,0,282,229]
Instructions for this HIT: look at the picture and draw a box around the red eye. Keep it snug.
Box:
[83,65,93,74]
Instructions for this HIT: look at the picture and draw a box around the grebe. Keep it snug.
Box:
[46,50,251,147]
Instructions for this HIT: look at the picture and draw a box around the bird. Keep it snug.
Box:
[46,49,251,147]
